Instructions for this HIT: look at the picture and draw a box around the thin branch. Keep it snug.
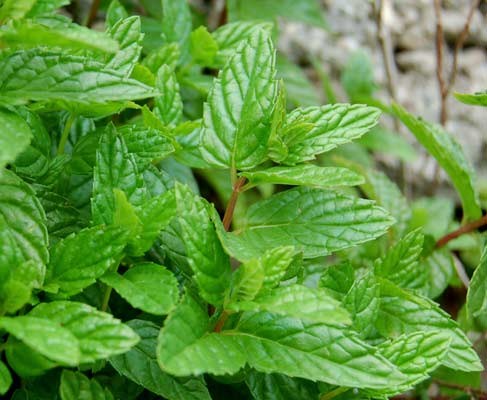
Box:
[433,0,448,125]
[436,213,487,248]
[213,310,229,332]
[85,0,101,27]
[222,176,246,231]
[433,379,487,397]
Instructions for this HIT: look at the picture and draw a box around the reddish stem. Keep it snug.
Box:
[222,176,246,231]
[436,214,487,248]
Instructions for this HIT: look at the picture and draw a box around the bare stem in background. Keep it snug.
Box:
[85,0,101,27]
[431,0,480,188]
[208,0,226,30]
[436,213,487,249]
[371,0,408,194]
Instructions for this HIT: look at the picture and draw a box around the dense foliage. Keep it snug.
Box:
[0,0,486,399]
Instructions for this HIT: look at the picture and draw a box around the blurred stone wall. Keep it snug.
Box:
[279,0,487,182]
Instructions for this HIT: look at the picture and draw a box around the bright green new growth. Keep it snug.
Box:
[0,0,483,399]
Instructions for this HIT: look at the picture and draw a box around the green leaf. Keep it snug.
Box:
[110,319,211,400]
[423,249,454,299]
[44,225,128,296]
[393,103,481,220]
[358,127,418,162]
[227,284,351,325]
[0,169,48,269]
[174,183,231,305]
[454,91,487,107]
[318,262,355,300]
[29,301,139,363]
[229,187,394,259]
[240,165,364,189]
[26,0,69,18]
[341,50,377,102]
[212,21,273,66]
[234,311,405,389]
[142,42,180,73]
[100,262,179,315]
[0,17,118,54]
[276,55,320,107]
[106,0,128,29]
[0,360,12,395]
[0,0,36,22]
[154,65,183,127]
[467,244,487,319]
[60,370,114,400]
[201,28,277,169]
[376,280,482,372]
[119,124,175,169]
[157,294,246,376]
[5,339,58,378]
[226,257,265,304]
[375,228,428,293]
[0,107,31,168]
[0,280,31,314]
[245,371,319,400]
[282,104,381,165]
[107,16,143,76]
[343,271,380,338]
[161,0,192,60]
[0,316,79,366]
[227,0,326,28]
[190,26,218,66]
[371,331,451,396]
[92,124,147,225]
[0,49,156,106]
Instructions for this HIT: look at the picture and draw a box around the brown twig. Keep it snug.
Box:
[436,213,487,248]
[222,176,246,231]
[433,379,487,398]
[85,0,101,27]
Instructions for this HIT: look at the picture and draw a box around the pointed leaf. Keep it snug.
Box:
[201,28,277,169]
[30,301,139,363]
[107,16,143,76]
[100,262,179,315]
[467,244,487,319]
[230,187,394,259]
[174,183,231,305]
[241,165,364,189]
[0,316,79,366]
[60,370,114,400]
[454,91,487,107]
[393,103,481,220]
[154,65,183,127]
[161,0,192,60]
[44,225,129,296]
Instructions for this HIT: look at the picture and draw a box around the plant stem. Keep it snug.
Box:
[222,176,247,231]
[433,379,487,397]
[85,0,101,27]
[320,387,349,400]
[100,286,112,312]
[436,213,487,249]
[57,113,76,155]
[213,310,229,332]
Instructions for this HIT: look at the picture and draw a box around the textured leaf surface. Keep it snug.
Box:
[282,104,380,164]
[454,91,487,107]
[111,320,211,400]
[0,107,32,168]
[154,65,183,127]
[241,165,364,189]
[161,0,192,59]
[30,301,139,363]
[230,187,394,259]
[423,250,454,299]
[228,284,351,325]
[107,16,143,76]
[234,311,405,389]
[60,370,113,400]
[0,49,156,106]
[0,316,79,365]
[245,371,319,400]
[92,124,146,225]
[393,103,481,220]
[0,169,48,269]
[376,280,482,372]
[375,229,427,292]
[44,225,128,296]
[201,28,277,169]
[467,245,487,319]
[174,184,231,305]
[157,294,246,376]
[101,262,179,315]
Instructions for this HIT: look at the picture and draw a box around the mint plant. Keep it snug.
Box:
[0,0,485,399]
